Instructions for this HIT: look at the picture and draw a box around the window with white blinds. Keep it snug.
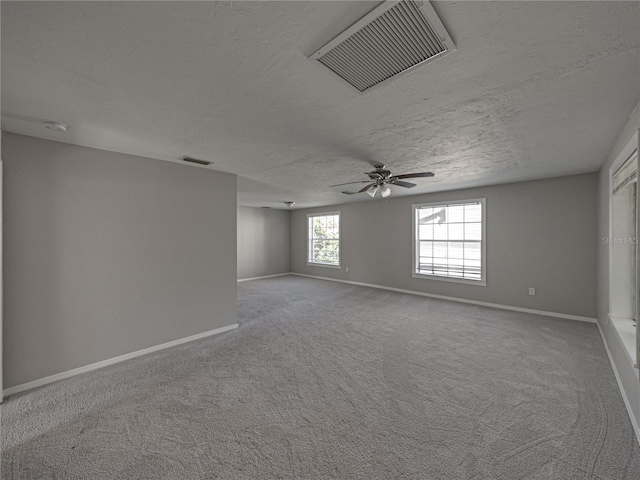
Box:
[610,150,637,323]
[413,199,486,284]
[613,153,637,195]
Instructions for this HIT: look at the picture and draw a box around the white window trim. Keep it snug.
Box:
[307,211,341,268]
[412,198,487,286]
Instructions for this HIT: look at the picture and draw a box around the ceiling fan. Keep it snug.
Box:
[330,164,435,197]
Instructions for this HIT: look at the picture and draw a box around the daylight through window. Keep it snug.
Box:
[308,212,340,266]
[413,199,485,283]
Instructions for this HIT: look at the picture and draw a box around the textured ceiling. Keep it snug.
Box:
[2,1,639,209]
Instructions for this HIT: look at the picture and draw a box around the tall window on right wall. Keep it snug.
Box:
[413,199,486,285]
[610,151,637,323]
[608,143,638,369]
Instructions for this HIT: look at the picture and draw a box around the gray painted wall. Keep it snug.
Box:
[237,206,290,280]
[292,173,597,318]
[3,133,237,388]
[596,103,640,427]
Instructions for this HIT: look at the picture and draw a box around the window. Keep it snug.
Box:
[308,212,340,267]
[610,150,638,324]
[608,139,638,368]
[413,199,486,284]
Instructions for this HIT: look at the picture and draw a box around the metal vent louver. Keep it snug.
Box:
[182,156,212,166]
[310,0,455,93]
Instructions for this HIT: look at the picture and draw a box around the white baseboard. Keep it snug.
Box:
[2,323,238,399]
[237,272,292,283]
[596,320,640,447]
[607,314,638,371]
[290,273,596,323]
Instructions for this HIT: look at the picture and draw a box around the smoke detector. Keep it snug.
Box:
[309,0,455,93]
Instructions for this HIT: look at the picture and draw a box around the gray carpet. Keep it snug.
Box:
[1,276,639,479]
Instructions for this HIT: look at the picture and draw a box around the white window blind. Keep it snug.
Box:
[413,199,485,282]
[613,153,637,195]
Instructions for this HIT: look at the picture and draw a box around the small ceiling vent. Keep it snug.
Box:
[309,0,455,93]
[182,156,212,166]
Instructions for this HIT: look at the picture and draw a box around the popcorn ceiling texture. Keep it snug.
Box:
[2,1,639,208]
[2,276,638,479]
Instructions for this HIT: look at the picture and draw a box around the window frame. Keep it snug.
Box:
[607,132,639,370]
[412,198,487,286]
[307,211,342,268]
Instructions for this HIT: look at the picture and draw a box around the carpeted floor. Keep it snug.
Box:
[1,275,639,479]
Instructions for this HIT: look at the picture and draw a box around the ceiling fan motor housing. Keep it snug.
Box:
[369,165,392,180]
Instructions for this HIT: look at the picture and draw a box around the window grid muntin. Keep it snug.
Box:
[414,201,484,281]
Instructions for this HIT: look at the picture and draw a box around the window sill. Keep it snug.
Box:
[608,314,638,373]
[308,262,341,269]
[412,272,486,286]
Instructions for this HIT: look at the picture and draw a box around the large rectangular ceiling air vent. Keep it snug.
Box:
[309,0,455,93]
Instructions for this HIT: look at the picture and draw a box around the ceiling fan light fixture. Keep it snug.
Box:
[330,165,434,197]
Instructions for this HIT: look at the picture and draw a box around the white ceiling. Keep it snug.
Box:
[2,1,639,209]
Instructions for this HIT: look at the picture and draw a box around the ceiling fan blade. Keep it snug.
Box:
[357,183,375,193]
[394,172,435,179]
[329,180,372,187]
[341,191,357,195]
[391,180,416,188]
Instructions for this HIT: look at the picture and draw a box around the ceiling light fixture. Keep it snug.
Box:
[284,201,295,208]
[43,121,68,132]
[330,164,435,198]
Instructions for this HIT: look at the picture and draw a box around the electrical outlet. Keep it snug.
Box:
[529,287,536,296]
[345,267,349,273]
